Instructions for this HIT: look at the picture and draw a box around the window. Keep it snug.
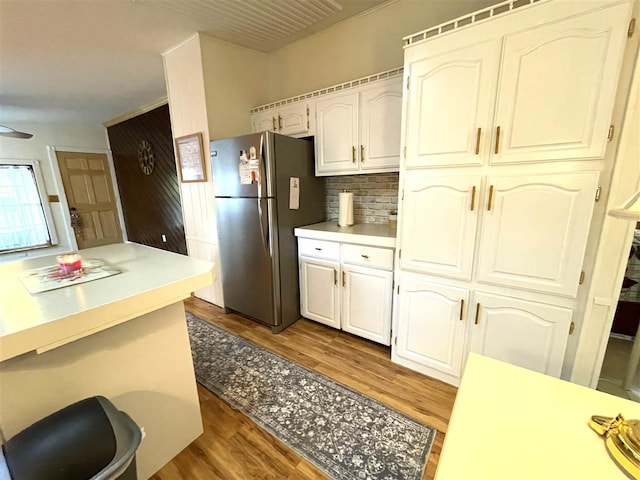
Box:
[0,161,58,253]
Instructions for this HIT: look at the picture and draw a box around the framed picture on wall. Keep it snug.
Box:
[175,133,206,183]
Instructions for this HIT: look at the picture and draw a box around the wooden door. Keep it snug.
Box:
[278,103,310,137]
[315,93,359,175]
[404,38,501,168]
[468,292,572,377]
[299,257,340,329]
[476,172,598,296]
[56,151,123,249]
[400,174,481,280]
[395,278,469,380]
[341,264,393,345]
[492,2,630,163]
[359,78,403,171]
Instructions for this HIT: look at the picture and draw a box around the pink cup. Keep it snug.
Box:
[57,254,82,274]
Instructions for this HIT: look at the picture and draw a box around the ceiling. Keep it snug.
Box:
[0,0,388,126]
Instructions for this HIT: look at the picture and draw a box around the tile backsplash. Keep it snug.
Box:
[324,173,399,224]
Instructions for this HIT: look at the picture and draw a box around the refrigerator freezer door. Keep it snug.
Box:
[215,197,278,326]
[210,132,276,198]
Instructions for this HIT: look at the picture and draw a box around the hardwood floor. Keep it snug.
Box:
[151,297,458,480]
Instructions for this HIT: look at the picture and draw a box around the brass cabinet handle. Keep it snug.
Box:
[470,186,476,211]
[487,185,494,211]
[333,269,337,285]
[475,127,481,155]
[342,271,346,287]
[361,254,369,259]
[314,247,322,251]
[459,299,464,321]
[360,145,365,162]
[475,303,481,325]
[278,115,283,130]
[272,117,277,130]
[352,146,356,163]
[494,126,501,154]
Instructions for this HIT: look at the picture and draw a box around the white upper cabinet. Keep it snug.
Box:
[405,39,501,168]
[252,110,277,133]
[251,102,312,138]
[476,172,599,296]
[315,93,360,174]
[401,174,481,280]
[493,3,630,163]
[468,292,573,378]
[316,77,403,176]
[359,80,403,171]
[403,2,630,167]
[279,103,312,137]
[396,279,469,381]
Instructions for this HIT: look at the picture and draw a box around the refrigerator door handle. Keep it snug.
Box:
[257,198,270,256]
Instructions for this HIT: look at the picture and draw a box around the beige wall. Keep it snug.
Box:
[200,34,268,139]
[0,121,109,262]
[266,0,496,102]
[163,34,268,307]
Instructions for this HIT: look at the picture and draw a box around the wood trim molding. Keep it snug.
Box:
[103,97,169,128]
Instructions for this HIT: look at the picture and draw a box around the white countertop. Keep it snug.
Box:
[436,353,640,480]
[0,242,214,361]
[294,221,396,248]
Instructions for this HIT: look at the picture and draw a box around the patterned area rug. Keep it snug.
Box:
[186,313,436,480]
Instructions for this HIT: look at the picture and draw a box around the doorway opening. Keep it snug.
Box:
[597,222,640,400]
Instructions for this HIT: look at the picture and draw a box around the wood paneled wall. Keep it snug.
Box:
[107,105,187,255]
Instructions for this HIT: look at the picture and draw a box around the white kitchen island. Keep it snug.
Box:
[0,242,214,479]
[436,353,640,480]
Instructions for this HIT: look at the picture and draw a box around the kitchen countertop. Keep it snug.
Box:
[0,242,213,362]
[435,353,640,480]
[294,221,396,248]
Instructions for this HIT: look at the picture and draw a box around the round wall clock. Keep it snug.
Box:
[138,140,155,175]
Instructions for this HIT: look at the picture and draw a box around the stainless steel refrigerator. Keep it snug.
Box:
[210,131,324,332]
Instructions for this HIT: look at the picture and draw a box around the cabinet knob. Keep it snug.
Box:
[272,117,277,131]
[475,127,481,155]
[494,126,501,154]
[278,114,283,130]
[333,269,337,285]
[342,271,346,287]
[361,254,369,259]
[360,145,365,162]
[352,146,356,163]
[475,303,481,325]
[315,247,322,251]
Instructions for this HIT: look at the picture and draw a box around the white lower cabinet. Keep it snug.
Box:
[342,265,393,345]
[395,279,469,384]
[299,257,340,329]
[468,292,572,378]
[298,237,394,345]
[393,278,573,385]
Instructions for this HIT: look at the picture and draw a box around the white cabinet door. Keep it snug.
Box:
[468,292,572,377]
[341,264,393,345]
[252,110,276,133]
[400,174,481,280]
[360,78,403,171]
[493,3,630,163]
[476,172,598,296]
[278,103,310,137]
[315,93,359,174]
[405,39,501,168]
[300,257,340,329]
[396,279,469,378]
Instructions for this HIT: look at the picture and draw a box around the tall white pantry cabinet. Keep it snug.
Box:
[392,0,635,386]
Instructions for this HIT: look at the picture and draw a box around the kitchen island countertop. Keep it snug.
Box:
[294,221,396,248]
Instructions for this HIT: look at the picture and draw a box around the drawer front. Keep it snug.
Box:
[298,238,340,261]
[342,244,394,270]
